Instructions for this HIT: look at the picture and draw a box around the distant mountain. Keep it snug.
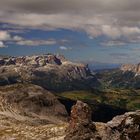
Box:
[0,54,100,92]
[95,63,140,89]
[121,63,140,76]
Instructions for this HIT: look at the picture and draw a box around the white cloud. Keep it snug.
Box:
[0,41,6,48]
[0,30,58,47]
[59,46,72,51]
[122,27,140,36]
[0,31,11,48]
[16,39,56,46]
[13,35,23,41]
[59,46,68,50]
[102,25,121,39]
[0,31,11,41]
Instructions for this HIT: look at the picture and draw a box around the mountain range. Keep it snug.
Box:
[0,54,100,92]
[0,54,140,139]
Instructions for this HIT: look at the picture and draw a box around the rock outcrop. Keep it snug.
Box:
[0,83,68,124]
[106,110,140,140]
[65,101,140,140]
[0,54,100,92]
[0,83,69,140]
[65,100,96,140]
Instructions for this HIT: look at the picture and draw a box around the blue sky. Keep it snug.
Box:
[0,0,140,64]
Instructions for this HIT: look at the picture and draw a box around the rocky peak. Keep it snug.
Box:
[0,54,65,67]
[65,101,96,140]
[69,100,92,128]
[0,54,89,71]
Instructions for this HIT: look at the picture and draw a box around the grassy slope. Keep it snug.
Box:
[57,89,140,110]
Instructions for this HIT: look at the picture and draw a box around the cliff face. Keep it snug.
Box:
[0,54,100,92]
[65,101,140,140]
[121,63,140,75]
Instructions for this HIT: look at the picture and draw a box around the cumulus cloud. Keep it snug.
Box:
[0,0,140,43]
[0,41,6,48]
[13,35,23,41]
[59,46,68,50]
[59,46,72,51]
[0,30,60,47]
[0,31,11,47]
[0,31,11,41]
[16,39,56,46]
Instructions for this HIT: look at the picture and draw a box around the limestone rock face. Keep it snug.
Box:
[65,101,140,140]
[0,54,100,91]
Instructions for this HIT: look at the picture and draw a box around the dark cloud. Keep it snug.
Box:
[0,0,140,43]
[1,0,140,15]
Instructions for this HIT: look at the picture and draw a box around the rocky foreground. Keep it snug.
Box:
[0,83,68,140]
[0,54,100,92]
[65,101,140,140]
[0,54,140,140]
[0,83,139,139]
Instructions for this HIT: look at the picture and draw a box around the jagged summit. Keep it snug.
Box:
[0,54,68,66]
[0,54,88,69]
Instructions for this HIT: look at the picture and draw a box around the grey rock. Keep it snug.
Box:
[0,83,68,124]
